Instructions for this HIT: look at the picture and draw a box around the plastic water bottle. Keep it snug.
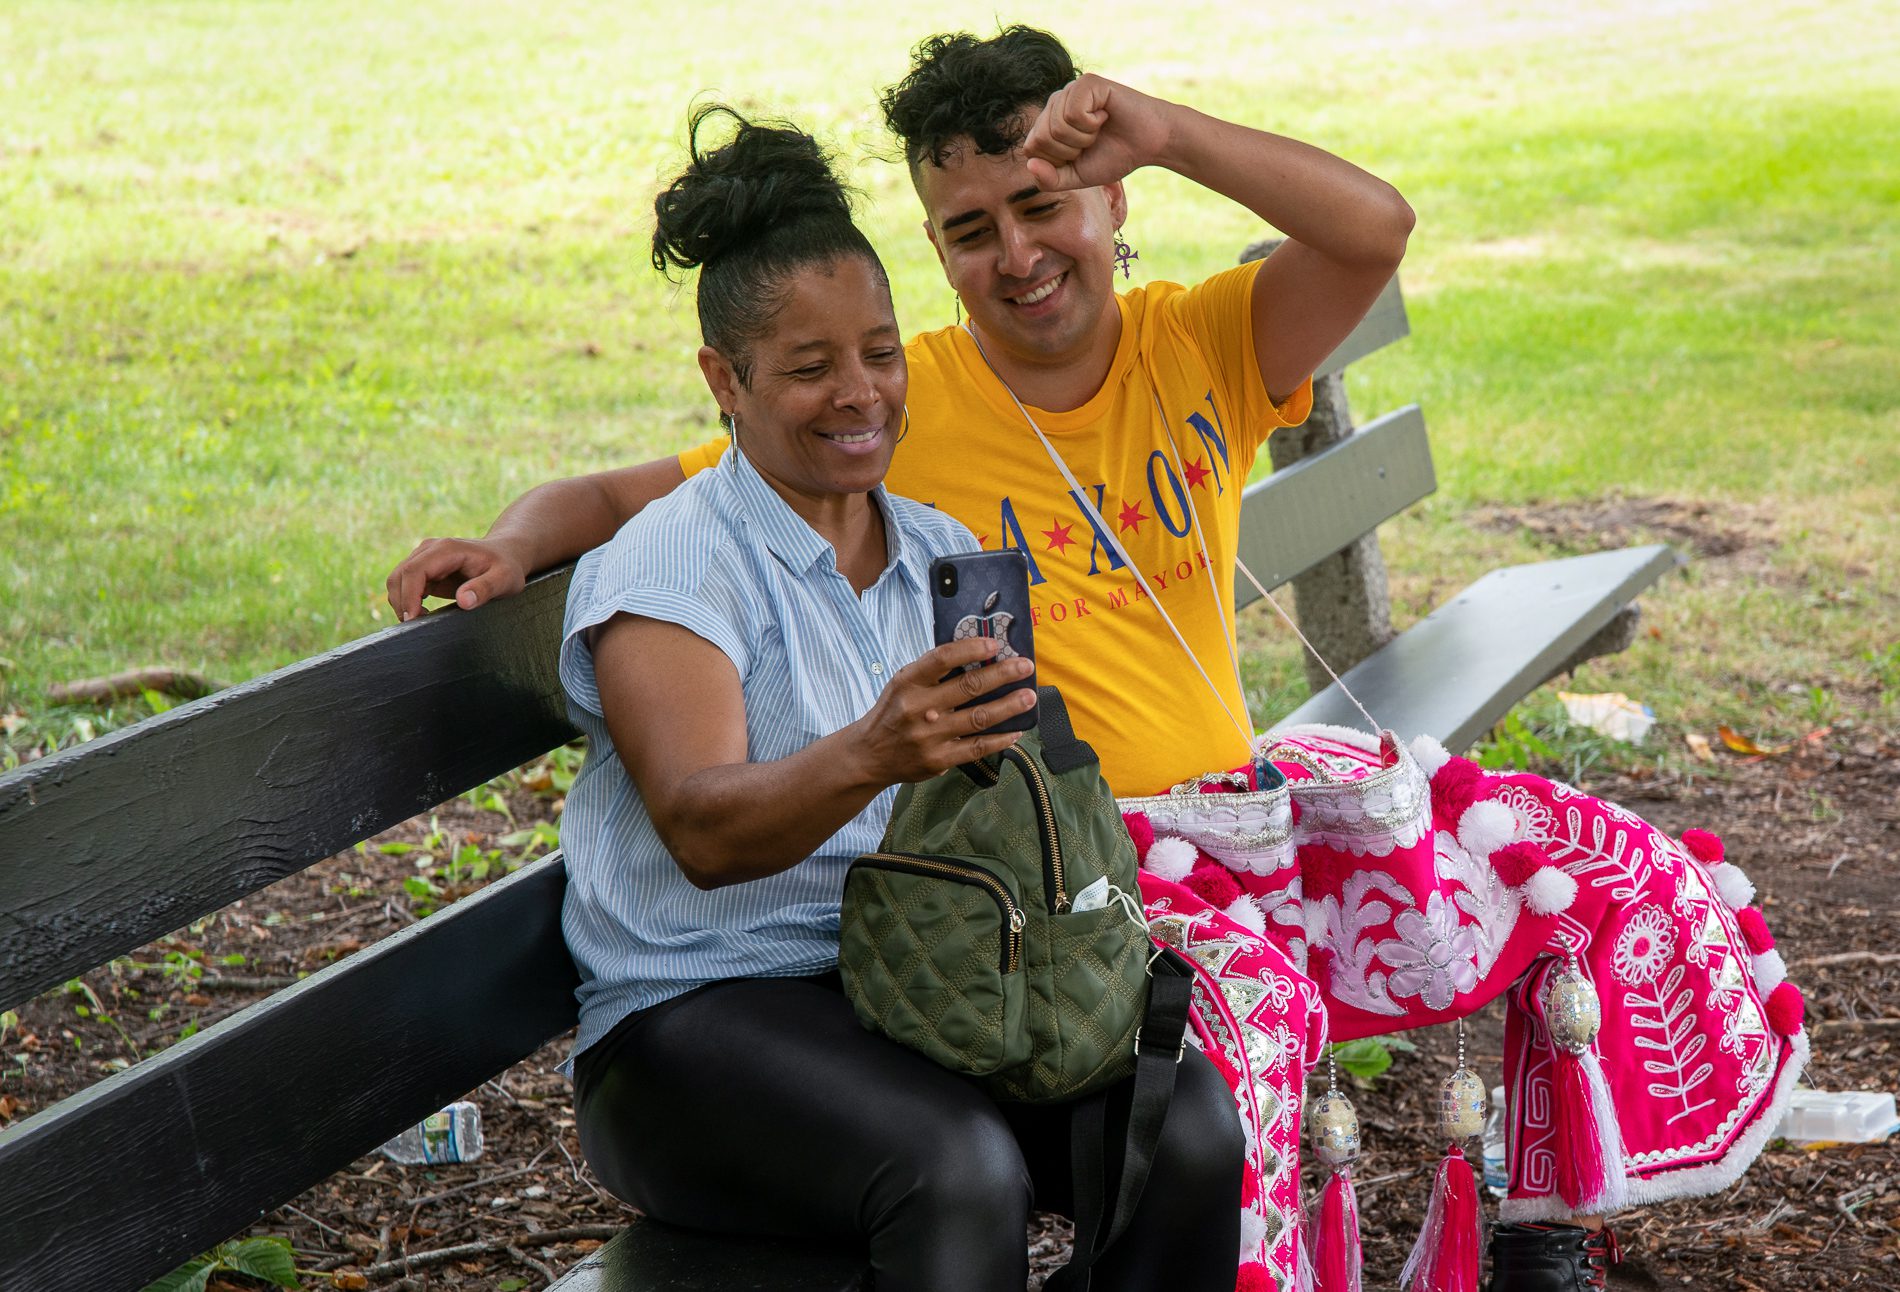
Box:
[1481,1085,1508,1198]
[378,1101,483,1165]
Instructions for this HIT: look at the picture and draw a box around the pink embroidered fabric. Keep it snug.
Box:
[1124,723,1808,1286]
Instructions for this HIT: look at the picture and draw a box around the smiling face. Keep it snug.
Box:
[917,111,1126,379]
[698,253,906,520]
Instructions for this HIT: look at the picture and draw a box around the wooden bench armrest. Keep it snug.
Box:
[1272,545,1680,752]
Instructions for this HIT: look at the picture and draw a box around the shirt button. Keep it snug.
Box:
[869,661,884,675]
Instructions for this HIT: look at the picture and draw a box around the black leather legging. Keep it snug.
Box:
[574,972,1243,1292]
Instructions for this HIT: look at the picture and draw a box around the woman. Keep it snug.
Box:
[557,105,1245,1292]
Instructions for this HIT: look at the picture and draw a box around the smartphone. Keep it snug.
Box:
[929,550,1038,733]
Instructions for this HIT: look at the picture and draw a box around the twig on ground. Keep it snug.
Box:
[47,667,227,704]
[507,1245,560,1285]
[359,1226,622,1282]
[282,1202,348,1239]
[199,974,301,992]
[1793,952,1900,968]
[406,1151,553,1212]
[1815,1017,1900,1030]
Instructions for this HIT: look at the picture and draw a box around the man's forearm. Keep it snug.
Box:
[483,458,689,574]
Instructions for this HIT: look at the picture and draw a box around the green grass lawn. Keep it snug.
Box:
[3,0,1896,766]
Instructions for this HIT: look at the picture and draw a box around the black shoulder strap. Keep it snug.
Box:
[1045,947,1196,1292]
[1035,685,1100,775]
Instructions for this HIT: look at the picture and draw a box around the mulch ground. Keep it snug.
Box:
[6,732,1896,1290]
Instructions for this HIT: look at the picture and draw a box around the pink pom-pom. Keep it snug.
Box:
[1736,906,1775,954]
[1430,757,1485,825]
[1122,811,1155,861]
[1681,828,1724,863]
[1492,841,1551,887]
[1182,862,1244,911]
[1765,982,1805,1036]
[1239,1162,1261,1208]
[1236,1263,1275,1292]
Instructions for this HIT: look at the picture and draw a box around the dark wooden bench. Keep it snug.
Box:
[0,261,1674,1292]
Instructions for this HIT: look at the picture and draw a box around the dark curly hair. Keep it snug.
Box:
[879,26,1079,175]
[651,103,884,386]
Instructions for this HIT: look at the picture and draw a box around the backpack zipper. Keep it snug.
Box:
[962,750,1069,913]
[856,852,1024,973]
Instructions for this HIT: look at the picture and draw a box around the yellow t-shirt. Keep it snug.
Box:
[679,260,1312,795]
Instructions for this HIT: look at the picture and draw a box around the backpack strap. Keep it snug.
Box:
[1045,946,1196,1292]
[1035,685,1099,776]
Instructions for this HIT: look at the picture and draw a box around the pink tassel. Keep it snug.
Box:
[1552,1049,1606,1209]
[1307,1171,1363,1292]
[1400,1144,1483,1292]
[1548,1047,1626,1212]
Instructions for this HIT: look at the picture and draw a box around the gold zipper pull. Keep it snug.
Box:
[1010,909,1026,933]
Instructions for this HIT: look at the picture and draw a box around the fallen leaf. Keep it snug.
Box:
[331,1272,369,1290]
[1684,732,1715,762]
[184,993,211,1008]
[573,1239,604,1253]
[1717,725,1795,757]
[0,1093,21,1121]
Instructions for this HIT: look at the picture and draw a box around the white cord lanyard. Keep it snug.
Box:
[960,322,1383,740]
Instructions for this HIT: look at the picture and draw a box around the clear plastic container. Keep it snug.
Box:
[1481,1085,1508,1197]
[1775,1090,1897,1145]
[378,1100,484,1164]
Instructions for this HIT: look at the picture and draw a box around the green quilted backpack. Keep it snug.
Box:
[838,687,1154,1103]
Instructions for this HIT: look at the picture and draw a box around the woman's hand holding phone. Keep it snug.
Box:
[849,638,1037,783]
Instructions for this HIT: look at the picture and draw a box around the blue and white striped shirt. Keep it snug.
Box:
[558,445,977,1060]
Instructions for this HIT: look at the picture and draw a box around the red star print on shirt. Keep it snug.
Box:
[1117,500,1148,533]
[1183,457,1213,491]
[1042,520,1076,554]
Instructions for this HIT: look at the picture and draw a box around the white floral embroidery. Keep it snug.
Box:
[1613,905,1678,986]
[1314,870,1412,1017]
[1376,890,1481,1010]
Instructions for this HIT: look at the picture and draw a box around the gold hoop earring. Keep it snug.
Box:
[954,295,962,326]
[896,404,911,446]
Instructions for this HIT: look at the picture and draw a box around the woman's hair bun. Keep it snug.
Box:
[652,104,855,275]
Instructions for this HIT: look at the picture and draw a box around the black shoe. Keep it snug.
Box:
[1487,1221,1622,1291]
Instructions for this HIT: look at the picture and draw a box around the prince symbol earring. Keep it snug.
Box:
[1113,228,1140,280]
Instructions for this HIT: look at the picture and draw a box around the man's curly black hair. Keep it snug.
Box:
[879,26,1079,175]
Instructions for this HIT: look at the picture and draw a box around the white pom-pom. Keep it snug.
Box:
[1457,799,1519,859]
[1409,733,1452,779]
[1239,1206,1270,1260]
[1524,866,1578,916]
[1144,836,1198,883]
[1753,947,1788,995]
[1710,862,1756,910]
[1223,893,1267,935]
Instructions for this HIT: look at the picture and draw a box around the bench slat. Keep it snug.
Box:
[549,1223,865,1292]
[1271,545,1680,751]
[0,855,579,1292]
[1232,403,1434,608]
[0,569,578,1012]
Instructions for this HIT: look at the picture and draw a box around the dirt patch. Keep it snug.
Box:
[1473,495,1772,561]
[7,733,1896,1289]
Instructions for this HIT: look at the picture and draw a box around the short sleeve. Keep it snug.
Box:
[1171,260,1313,444]
[558,507,754,722]
[677,436,731,479]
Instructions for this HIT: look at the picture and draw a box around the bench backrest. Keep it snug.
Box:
[0,275,1421,1291]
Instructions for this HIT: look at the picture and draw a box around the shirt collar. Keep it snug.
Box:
[723,444,913,589]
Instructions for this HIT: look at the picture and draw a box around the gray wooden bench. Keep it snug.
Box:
[0,260,1673,1292]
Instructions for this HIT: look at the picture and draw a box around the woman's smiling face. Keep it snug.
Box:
[701,253,907,516]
